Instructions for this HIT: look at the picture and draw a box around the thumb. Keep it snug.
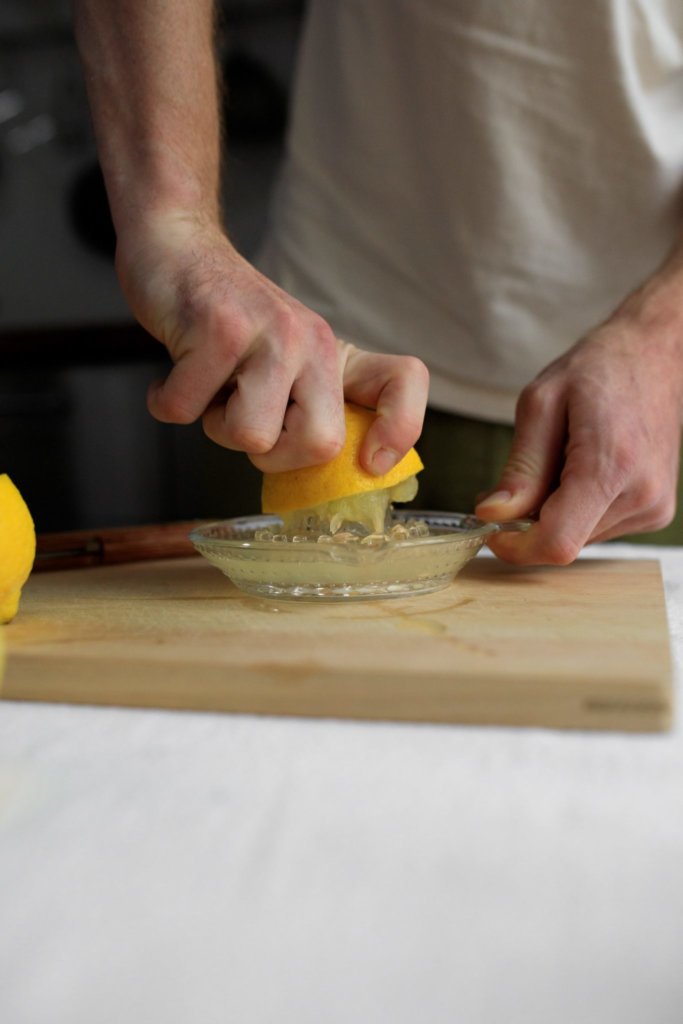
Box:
[475,386,567,520]
[341,348,429,473]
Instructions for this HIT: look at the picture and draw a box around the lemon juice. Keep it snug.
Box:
[194,512,482,600]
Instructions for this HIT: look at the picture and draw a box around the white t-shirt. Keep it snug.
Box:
[259,0,683,423]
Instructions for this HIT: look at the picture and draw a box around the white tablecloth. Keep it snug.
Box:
[1,543,682,1024]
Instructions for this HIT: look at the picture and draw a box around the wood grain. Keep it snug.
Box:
[1,556,673,732]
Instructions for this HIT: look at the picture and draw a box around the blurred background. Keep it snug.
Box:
[0,0,305,531]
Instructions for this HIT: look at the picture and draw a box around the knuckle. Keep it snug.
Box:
[273,305,296,340]
[379,354,430,395]
[300,430,344,464]
[151,391,196,425]
[644,496,676,531]
[505,447,541,480]
[311,316,338,352]
[209,315,248,365]
[591,465,627,506]
[630,476,662,511]
[538,534,582,566]
[204,414,278,455]
[516,378,555,420]
[393,352,430,385]
[271,309,336,365]
[581,439,637,505]
[401,355,430,388]
[611,439,638,482]
[229,424,278,454]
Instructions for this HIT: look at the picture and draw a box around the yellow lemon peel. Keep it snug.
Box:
[261,403,423,534]
[0,474,36,624]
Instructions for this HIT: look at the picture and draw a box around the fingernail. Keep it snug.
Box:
[371,447,399,475]
[476,489,512,509]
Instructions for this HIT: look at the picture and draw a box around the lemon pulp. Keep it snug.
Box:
[262,402,424,537]
[280,475,418,536]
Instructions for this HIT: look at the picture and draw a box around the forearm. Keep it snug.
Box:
[71,0,222,236]
[70,1,430,473]
[614,229,683,352]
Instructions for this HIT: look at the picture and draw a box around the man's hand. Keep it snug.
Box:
[71,0,428,474]
[117,213,429,474]
[475,270,683,564]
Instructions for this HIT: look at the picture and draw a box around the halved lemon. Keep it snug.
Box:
[261,403,424,534]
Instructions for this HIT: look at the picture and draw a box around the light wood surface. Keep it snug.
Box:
[1,555,673,732]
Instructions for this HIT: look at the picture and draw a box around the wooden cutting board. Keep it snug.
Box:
[1,555,673,732]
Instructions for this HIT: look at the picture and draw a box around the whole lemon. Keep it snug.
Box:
[0,474,36,623]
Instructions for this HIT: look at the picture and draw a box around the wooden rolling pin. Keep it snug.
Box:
[34,520,205,572]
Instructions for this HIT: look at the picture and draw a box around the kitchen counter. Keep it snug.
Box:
[1,542,682,1024]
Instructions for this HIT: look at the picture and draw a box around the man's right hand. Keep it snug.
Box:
[71,0,428,475]
[116,212,430,475]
